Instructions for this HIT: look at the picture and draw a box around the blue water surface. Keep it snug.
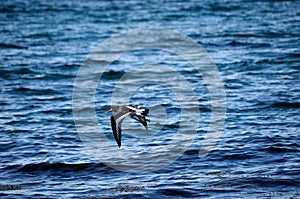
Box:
[1,0,300,198]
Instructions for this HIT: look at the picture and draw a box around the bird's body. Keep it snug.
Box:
[107,105,149,147]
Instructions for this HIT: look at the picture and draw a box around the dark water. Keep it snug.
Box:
[1,0,300,198]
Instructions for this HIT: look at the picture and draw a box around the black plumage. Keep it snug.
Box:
[107,105,150,147]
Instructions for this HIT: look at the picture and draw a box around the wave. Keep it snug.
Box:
[0,67,34,75]
[271,102,300,108]
[13,87,62,95]
[6,162,110,173]
[245,101,300,111]
[263,146,299,153]
[227,40,271,48]
[0,43,28,49]
[156,188,199,198]
[100,70,125,80]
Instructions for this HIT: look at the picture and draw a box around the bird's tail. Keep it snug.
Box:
[143,109,149,116]
[144,109,150,123]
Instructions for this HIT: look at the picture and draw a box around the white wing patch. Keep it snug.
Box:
[115,112,131,128]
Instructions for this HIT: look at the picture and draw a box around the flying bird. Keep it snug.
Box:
[106,104,150,147]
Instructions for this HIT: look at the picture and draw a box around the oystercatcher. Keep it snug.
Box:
[106,105,150,147]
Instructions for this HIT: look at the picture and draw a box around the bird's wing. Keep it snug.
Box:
[131,113,149,130]
[110,111,131,148]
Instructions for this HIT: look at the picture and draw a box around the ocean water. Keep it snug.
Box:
[1,0,300,198]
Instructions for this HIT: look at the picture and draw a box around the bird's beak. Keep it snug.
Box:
[106,109,112,113]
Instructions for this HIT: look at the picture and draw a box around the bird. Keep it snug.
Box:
[106,104,150,148]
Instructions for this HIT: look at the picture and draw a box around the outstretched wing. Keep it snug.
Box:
[131,108,150,130]
[110,111,131,148]
[137,116,149,130]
